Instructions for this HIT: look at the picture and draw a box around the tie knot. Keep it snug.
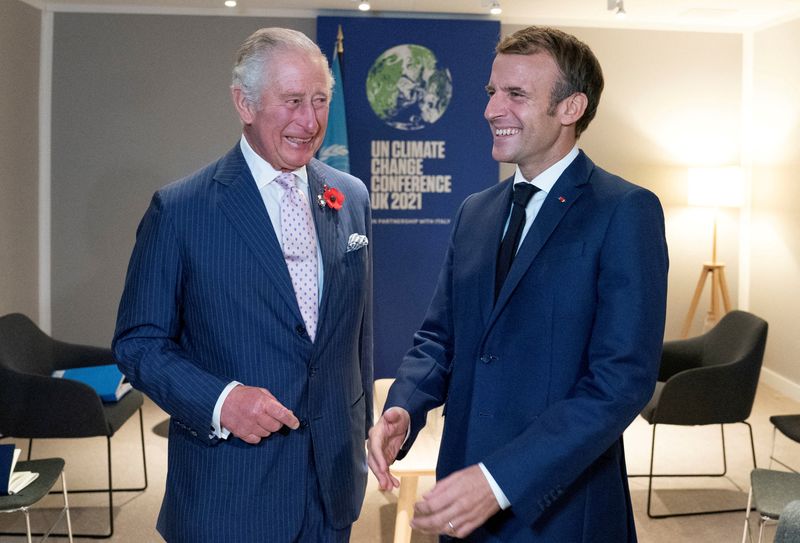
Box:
[274,172,296,192]
[512,183,539,207]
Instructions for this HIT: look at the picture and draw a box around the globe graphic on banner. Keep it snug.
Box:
[365,44,453,131]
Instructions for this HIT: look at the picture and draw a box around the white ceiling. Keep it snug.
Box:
[24,0,800,32]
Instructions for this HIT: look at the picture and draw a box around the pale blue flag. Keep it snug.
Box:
[318,48,350,173]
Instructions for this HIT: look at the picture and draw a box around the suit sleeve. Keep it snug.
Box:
[482,188,668,524]
[113,192,229,445]
[360,187,375,437]
[384,197,468,452]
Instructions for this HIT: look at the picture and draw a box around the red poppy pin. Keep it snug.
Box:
[317,184,345,211]
[558,196,567,203]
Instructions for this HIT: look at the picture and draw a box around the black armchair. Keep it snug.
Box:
[0,313,147,538]
[633,310,768,518]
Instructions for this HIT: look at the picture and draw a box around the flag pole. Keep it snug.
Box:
[317,24,350,173]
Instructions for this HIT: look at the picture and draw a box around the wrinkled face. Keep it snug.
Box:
[234,50,331,172]
[484,52,569,180]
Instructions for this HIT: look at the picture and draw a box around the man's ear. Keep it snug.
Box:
[231,86,255,125]
[560,92,588,127]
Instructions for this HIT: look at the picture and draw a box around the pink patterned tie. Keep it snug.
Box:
[275,172,318,341]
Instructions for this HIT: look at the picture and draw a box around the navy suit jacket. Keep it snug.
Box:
[113,145,373,542]
[387,151,668,542]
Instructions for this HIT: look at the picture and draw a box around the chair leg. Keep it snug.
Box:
[61,470,74,543]
[637,422,757,518]
[394,476,418,543]
[741,485,753,543]
[769,425,799,473]
[137,407,149,491]
[23,507,32,543]
[770,425,777,470]
[28,406,148,538]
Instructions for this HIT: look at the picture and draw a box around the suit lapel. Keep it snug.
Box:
[487,152,593,327]
[307,160,342,345]
[475,179,514,327]
[215,146,303,322]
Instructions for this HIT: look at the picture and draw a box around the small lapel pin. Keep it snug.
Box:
[558,196,566,203]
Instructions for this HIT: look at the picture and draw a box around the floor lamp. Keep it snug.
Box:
[680,166,744,338]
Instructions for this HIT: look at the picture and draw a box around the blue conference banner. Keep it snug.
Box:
[317,16,500,378]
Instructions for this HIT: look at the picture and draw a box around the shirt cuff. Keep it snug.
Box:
[478,462,511,510]
[211,381,241,439]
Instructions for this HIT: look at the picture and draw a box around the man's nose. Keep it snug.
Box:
[296,101,319,131]
[484,93,503,121]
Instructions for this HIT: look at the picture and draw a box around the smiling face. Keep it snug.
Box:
[233,49,331,172]
[484,52,586,180]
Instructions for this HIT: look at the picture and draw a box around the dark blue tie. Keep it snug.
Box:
[495,183,539,301]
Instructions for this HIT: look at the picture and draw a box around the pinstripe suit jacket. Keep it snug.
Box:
[113,144,373,542]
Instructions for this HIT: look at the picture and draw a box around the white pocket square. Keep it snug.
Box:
[346,233,369,252]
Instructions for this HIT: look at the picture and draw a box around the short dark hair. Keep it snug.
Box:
[496,26,604,137]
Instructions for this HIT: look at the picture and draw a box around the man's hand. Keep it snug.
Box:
[367,407,411,490]
[220,385,299,444]
[410,464,500,539]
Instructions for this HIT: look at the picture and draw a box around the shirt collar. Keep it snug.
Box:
[512,145,579,194]
[239,135,309,189]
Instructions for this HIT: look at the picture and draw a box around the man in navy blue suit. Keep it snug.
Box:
[114,28,372,542]
[368,26,668,542]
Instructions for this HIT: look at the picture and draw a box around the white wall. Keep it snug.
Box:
[751,19,800,394]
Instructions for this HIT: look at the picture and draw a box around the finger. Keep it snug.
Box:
[259,387,277,400]
[368,423,403,490]
[367,421,392,466]
[254,412,284,434]
[411,499,459,535]
[241,433,263,444]
[367,443,396,490]
[263,398,300,429]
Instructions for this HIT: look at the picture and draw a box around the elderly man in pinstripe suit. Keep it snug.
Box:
[113,27,372,542]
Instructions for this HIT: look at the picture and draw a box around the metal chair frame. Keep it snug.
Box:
[740,469,800,543]
[0,461,74,543]
[630,421,757,518]
[741,485,776,543]
[0,407,148,539]
[769,420,800,473]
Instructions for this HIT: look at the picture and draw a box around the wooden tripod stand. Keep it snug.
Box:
[680,216,732,338]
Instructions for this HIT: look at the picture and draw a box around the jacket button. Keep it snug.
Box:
[296,324,307,336]
[299,419,309,428]
[309,366,317,376]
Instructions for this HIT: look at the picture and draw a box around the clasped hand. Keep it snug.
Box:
[220,385,299,444]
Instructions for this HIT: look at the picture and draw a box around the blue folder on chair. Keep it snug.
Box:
[52,364,132,403]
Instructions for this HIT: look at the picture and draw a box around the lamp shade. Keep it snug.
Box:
[687,166,744,208]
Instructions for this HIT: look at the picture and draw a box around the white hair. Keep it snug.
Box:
[231,27,333,108]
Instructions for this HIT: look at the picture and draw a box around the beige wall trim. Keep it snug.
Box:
[761,367,800,404]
